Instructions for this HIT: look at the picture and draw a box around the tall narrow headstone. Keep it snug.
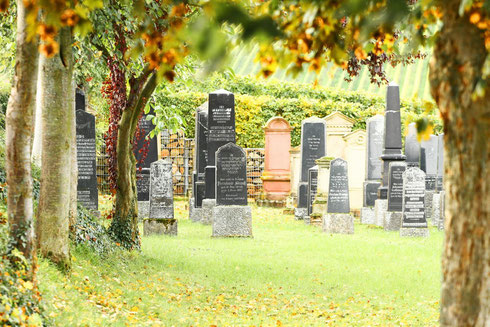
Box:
[307,166,318,217]
[436,134,444,191]
[262,117,291,205]
[384,162,407,231]
[404,123,420,168]
[190,102,208,222]
[134,106,159,169]
[75,88,86,111]
[361,115,384,224]
[144,159,177,235]
[295,117,326,220]
[76,110,98,211]
[323,158,353,234]
[420,134,438,222]
[400,167,429,237]
[212,143,252,237]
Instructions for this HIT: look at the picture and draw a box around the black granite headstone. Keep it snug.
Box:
[149,160,173,219]
[216,143,247,206]
[364,182,381,207]
[307,166,318,215]
[401,167,427,228]
[193,103,209,208]
[195,181,206,207]
[300,117,326,182]
[298,183,308,208]
[205,166,216,199]
[75,89,86,111]
[134,106,159,169]
[404,123,420,168]
[327,158,350,213]
[136,168,150,201]
[387,162,407,212]
[76,110,98,210]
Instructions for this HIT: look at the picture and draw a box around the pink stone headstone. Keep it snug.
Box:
[262,117,291,202]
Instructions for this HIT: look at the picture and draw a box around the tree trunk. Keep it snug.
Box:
[109,73,157,250]
[36,27,74,271]
[429,2,490,326]
[5,0,38,261]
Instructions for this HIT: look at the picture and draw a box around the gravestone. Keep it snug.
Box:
[262,117,292,205]
[212,143,252,237]
[436,134,444,191]
[375,82,405,227]
[75,88,86,111]
[295,117,326,220]
[307,166,318,220]
[76,110,98,211]
[323,158,353,234]
[190,102,208,222]
[144,159,177,235]
[203,90,235,224]
[134,106,159,217]
[438,190,446,230]
[404,123,421,168]
[420,134,438,222]
[400,167,429,237]
[384,162,407,231]
[361,115,384,224]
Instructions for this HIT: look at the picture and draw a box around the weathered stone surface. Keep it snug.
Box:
[424,190,436,222]
[387,162,407,212]
[363,181,381,207]
[360,207,375,224]
[297,182,308,209]
[76,110,98,211]
[365,115,384,180]
[420,135,438,191]
[436,134,444,191]
[149,160,173,219]
[144,219,178,236]
[201,199,215,225]
[384,211,402,231]
[404,123,420,168]
[216,143,247,206]
[300,117,327,183]
[400,228,429,237]
[294,207,307,220]
[400,167,428,237]
[307,166,318,215]
[438,191,445,230]
[327,158,350,213]
[189,207,203,223]
[138,201,149,219]
[212,205,252,237]
[322,213,354,234]
[431,193,441,226]
[137,169,151,201]
[374,199,388,227]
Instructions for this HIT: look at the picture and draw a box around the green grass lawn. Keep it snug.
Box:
[38,200,443,326]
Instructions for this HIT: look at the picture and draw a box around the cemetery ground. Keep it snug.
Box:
[35,198,442,326]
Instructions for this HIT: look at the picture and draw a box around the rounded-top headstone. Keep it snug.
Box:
[327,158,350,213]
[216,142,247,206]
[264,117,292,132]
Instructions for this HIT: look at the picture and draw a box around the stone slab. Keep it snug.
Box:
[201,199,216,225]
[327,158,350,213]
[384,211,402,231]
[190,208,203,223]
[360,207,375,224]
[431,193,441,226]
[143,219,178,236]
[424,190,436,222]
[363,181,381,207]
[374,199,387,227]
[212,205,252,237]
[294,207,307,220]
[138,201,149,219]
[400,228,429,237]
[322,213,354,234]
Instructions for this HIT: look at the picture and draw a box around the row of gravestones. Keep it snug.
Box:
[294,83,446,237]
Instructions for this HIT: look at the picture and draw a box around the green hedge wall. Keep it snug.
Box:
[157,74,442,148]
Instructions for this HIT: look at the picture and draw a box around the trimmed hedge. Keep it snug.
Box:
[156,74,442,148]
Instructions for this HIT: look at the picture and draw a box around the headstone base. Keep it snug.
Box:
[138,201,149,220]
[188,198,195,219]
[383,212,402,231]
[424,190,436,222]
[431,193,441,226]
[374,199,388,227]
[201,199,216,225]
[360,207,375,224]
[294,207,307,220]
[189,207,203,223]
[143,219,178,236]
[400,228,429,237]
[322,213,354,234]
[309,213,322,226]
[212,205,252,237]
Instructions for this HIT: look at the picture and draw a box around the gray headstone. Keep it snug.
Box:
[436,134,444,191]
[149,159,174,219]
[420,134,438,190]
[307,166,318,215]
[136,168,150,201]
[401,167,427,228]
[327,158,350,213]
[297,183,308,208]
[76,110,98,211]
[300,117,327,183]
[216,143,247,206]
[387,162,407,212]
[404,123,420,168]
[365,115,384,180]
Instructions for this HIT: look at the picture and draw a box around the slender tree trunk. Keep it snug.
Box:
[429,2,490,326]
[109,73,157,250]
[5,1,38,261]
[36,27,74,271]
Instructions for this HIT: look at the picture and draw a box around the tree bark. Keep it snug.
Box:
[109,72,157,250]
[5,0,39,262]
[429,2,490,326]
[36,27,74,271]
